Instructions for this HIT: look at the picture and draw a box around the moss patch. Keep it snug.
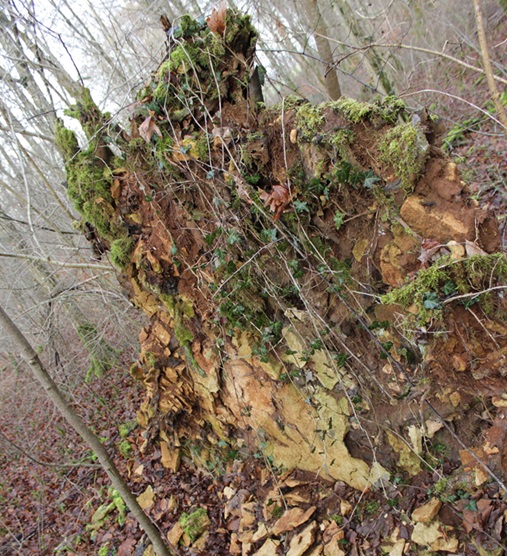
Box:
[179,508,210,543]
[378,122,429,191]
[296,104,325,141]
[382,253,507,325]
[109,237,135,270]
[331,96,405,125]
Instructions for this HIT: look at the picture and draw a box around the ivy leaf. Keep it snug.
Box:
[363,172,381,189]
[226,229,241,245]
[293,199,309,213]
[260,228,277,243]
[423,291,442,310]
[441,281,456,296]
[333,211,345,231]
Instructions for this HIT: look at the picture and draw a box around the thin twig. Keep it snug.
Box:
[0,252,111,271]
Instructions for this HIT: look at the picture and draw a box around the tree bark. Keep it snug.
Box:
[0,305,172,556]
[473,0,507,135]
[304,0,342,99]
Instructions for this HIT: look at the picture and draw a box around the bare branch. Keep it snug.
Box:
[0,252,112,271]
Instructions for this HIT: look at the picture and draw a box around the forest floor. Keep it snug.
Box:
[1,17,507,556]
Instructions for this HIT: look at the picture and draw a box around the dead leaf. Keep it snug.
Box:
[137,485,155,510]
[411,521,458,552]
[167,523,184,546]
[287,521,317,556]
[411,498,441,523]
[117,538,136,556]
[259,184,291,220]
[465,240,487,257]
[418,239,442,267]
[161,441,181,471]
[424,419,444,439]
[111,178,121,199]
[139,114,163,143]
[252,539,281,556]
[232,175,253,205]
[352,238,370,262]
[272,506,316,535]
[207,0,227,35]
[212,126,232,146]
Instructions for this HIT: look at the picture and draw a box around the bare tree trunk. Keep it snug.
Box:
[333,0,394,95]
[473,0,507,135]
[304,0,342,99]
[0,305,172,556]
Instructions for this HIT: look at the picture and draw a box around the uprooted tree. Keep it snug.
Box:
[56,10,507,492]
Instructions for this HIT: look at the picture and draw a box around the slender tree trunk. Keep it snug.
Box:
[304,0,342,99]
[473,0,507,135]
[334,0,394,95]
[0,305,172,556]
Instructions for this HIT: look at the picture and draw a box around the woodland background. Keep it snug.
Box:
[0,0,506,554]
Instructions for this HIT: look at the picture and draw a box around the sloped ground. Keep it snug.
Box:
[1,10,507,556]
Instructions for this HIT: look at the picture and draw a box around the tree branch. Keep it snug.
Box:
[0,252,111,271]
[0,305,173,556]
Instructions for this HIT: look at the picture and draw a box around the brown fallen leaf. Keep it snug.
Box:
[258,184,291,220]
[418,239,442,267]
[111,178,121,199]
[139,113,163,143]
[271,506,316,535]
[207,0,227,35]
[465,240,487,257]
[117,537,136,556]
[136,485,155,509]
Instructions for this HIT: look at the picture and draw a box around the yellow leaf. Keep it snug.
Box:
[352,238,370,262]
[161,442,181,471]
[137,485,155,510]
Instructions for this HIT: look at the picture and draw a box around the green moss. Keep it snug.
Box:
[118,440,132,458]
[174,323,193,346]
[109,237,135,270]
[296,103,325,141]
[160,293,176,315]
[377,96,406,124]
[66,158,105,208]
[153,135,174,166]
[194,133,210,162]
[378,122,429,191]
[209,34,227,59]
[333,98,373,123]
[180,508,210,543]
[63,88,96,122]
[329,129,355,150]
[118,421,136,438]
[58,93,126,242]
[54,119,79,159]
[382,253,507,325]
[330,96,405,125]
[171,43,205,73]
[179,14,203,38]
[224,11,257,54]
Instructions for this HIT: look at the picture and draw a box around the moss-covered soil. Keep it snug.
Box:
[45,8,507,555]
